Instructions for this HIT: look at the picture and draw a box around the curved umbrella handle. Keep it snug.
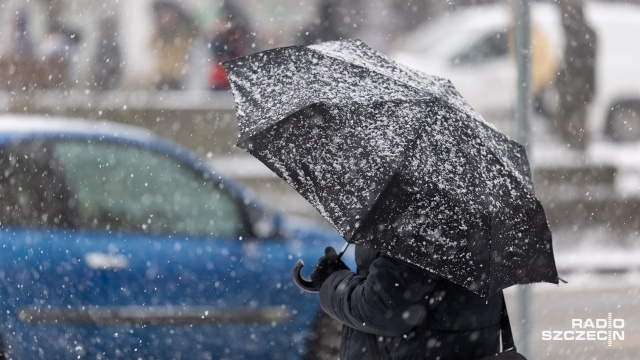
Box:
[293,259,321,292]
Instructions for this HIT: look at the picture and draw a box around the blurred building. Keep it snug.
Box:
[0,0,636,91]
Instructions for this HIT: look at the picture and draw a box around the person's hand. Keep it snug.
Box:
[310,246,350,288]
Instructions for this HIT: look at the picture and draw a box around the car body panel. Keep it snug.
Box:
[0,115,352,359]
[392,2,640,139]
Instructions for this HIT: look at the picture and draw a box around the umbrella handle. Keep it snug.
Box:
[293,259,320,292]
[293,243,351,292]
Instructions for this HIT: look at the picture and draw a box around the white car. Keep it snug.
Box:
[392,2,640,142]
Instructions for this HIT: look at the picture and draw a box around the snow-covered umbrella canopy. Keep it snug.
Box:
[224,39,558,298]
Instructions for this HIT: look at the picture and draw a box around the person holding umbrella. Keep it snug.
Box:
[224,39,557,359]
[308,245,504,359]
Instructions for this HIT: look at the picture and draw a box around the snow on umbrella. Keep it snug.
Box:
[224,39,558,298]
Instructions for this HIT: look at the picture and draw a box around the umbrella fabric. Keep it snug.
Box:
[224,39,558,298]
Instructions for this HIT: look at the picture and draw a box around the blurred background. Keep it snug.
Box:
[1,0,639,358]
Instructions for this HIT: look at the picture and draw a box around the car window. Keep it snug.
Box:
[0,143,77,228]
[450,29,509,66]
[53,141,243,237]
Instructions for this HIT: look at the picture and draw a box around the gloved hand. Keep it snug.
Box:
[310,246,350,289]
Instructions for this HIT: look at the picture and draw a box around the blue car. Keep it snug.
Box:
[0,116,350,359]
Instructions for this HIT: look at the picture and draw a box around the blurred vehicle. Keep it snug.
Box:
[0,116,349,359]
[392,2,640,142]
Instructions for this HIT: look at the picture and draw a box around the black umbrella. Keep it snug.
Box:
[224,39,558,298]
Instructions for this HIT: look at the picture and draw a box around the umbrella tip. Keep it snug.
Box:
[557,276,568,284]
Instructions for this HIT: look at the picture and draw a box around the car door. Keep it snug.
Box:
[51,138,312,359]
[1,137,311,359]
[0,141,93,359]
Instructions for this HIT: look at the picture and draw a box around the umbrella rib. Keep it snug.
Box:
[331,64,528,189]
[309,41,481,117]
[309,41,435,94]
[348,119,425,241]
[348,170,400,242]
[425,97,533,189]
[309,44,531,187]
[235,100,318,145]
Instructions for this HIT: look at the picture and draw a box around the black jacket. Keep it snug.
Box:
[319,246,502,359]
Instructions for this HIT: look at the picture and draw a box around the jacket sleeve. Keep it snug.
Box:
[319,255,436,337]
